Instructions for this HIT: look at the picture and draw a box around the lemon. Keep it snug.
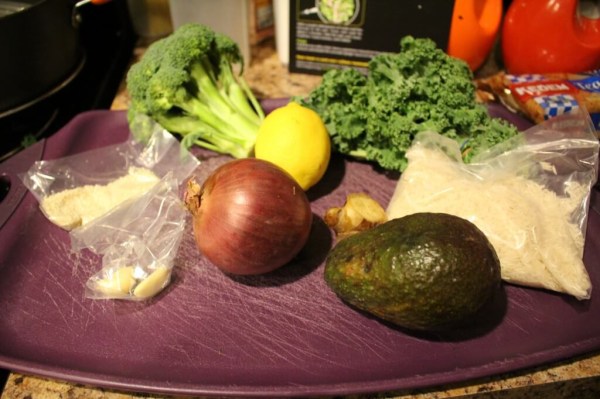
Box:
[255,102,331,190]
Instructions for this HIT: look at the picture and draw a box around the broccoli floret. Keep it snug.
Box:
[296,36,519,171]
[126,23,264,158]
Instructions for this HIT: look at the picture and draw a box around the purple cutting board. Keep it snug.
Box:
[0,108,599,397]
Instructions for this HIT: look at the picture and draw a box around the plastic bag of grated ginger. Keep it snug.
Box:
[21,115,200,301]
[386,108,599,300]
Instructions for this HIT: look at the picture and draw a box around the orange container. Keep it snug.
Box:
[502,0,600,74]
[447,0,503,71]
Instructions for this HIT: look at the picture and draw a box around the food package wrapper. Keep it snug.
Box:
[386,108,599,300]
[21,115,200,300]
[477,70,600,134]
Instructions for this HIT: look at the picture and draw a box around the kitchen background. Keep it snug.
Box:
[1,0,599,161]
[1,0,600,396]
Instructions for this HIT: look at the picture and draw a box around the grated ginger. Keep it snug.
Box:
[41,167,160,230]
[386,144,592,300]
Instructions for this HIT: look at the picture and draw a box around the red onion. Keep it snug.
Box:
[184,158,313,275]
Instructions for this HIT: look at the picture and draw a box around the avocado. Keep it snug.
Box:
[324,212,501,331]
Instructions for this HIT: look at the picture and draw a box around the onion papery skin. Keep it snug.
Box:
[185,158,313,275]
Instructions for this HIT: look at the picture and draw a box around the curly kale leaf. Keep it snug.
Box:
[296,36,519,171]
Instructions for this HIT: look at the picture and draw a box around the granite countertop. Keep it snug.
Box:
[2,38,600,399]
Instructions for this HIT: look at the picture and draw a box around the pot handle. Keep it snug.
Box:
[72,0,113,27]
[76,0,112,6]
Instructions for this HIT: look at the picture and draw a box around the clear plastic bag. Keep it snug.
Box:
[22,117,199,229]
[21,117,200,300]
[386,108,599,299]
[71,173,186,300]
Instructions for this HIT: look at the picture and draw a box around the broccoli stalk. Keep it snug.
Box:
[126,23,264,158]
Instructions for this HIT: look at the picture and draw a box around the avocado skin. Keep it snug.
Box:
[324,212,501,331]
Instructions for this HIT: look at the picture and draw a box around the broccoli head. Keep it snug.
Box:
[126,23,264,158]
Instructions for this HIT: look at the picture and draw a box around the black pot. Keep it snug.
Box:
[0,0,84,116]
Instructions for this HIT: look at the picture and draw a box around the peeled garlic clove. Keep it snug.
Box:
[95,266,136,297]
[133,266,171,299]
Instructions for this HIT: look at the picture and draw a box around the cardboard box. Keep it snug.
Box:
[288,0,454,74]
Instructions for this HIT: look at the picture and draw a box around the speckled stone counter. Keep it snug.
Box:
[3,351,600,399]
[2,39,600,399]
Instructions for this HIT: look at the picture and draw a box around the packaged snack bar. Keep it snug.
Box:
[478,70,600,134]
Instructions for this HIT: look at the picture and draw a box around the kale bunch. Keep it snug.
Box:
[297,36,519,171]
